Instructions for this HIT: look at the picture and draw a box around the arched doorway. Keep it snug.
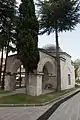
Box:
[42,61,56,93]
[16,65,25,89]
[5,55,25,91]
[42,66,48,90]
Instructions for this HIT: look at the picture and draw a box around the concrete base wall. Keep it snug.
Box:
[5,75,16,91]
[27,74,43,96]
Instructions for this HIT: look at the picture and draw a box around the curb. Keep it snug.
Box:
[0,89,80,107]
[36,89,80,120]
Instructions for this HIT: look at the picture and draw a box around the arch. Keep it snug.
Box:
[42,61,57,91]
[42,65,49,90]
[9,59,22,73]
[43,61,54,74]
[9,59,22,89]
[5,55,23,91]
[37,57,56,74]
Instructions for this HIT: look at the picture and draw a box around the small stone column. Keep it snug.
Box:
[27,74,37,96]
[5,73,16,91]
[10,74,16,91]
[36,73,43,95]
[5,75,11,91]
[27,72,43,96]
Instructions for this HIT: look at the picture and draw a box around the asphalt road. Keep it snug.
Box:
[0,104,53,120]
[48,92,80,120]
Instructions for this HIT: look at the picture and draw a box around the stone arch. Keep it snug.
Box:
[10,60,22,90]
[9,59,22,73]
[37,57,56,74]
[6,55,22,73]
[42,61,57,91]
[5,55,22,91]
[37,56,57,92]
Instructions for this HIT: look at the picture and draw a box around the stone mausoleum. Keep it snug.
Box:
[5,44,75,96]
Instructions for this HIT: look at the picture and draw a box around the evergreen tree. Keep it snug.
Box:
[0,0,16,89]
[74,62,79,79]
[0,35,4,86]
[37,0,80,91]
[16,0,39,93]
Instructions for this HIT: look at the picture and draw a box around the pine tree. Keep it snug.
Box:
[0,0,16,89]
[38,0,80,91]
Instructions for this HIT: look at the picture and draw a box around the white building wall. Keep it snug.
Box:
[60,54,75,90]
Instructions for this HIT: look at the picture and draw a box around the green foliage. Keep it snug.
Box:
[38,0,80,34]
[75,67,78,79]
[0,0,17,52]
[0,88,76,104]
[74,63,79,79]
[16,0,39,72]
[0,0,17,89]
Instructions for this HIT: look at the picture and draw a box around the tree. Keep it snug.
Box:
[0,0,16,89]
[0,46,3,85]
[16,0,39,93]
[0,0,7,86]
[37,0,80,91]
[74,62,79,79]
[19,65,22,87]
[75,66,78,79]
[0,36,5,86]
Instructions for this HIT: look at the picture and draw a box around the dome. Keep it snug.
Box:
[75,59,80,64]
[43,44,63,53]
[74,59,80,66]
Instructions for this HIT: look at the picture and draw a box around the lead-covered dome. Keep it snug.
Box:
[74,59,80,66]
[43,44,63,53]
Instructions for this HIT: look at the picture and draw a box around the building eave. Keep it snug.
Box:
[39,48,66,61]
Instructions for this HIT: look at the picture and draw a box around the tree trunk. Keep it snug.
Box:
[55,26,61,92]
[0,45,4,86]
[2,42,9,89]
[19,65,22,87]
[25,70,29,94]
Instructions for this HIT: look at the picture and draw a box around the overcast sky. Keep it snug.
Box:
[17,0,80,61]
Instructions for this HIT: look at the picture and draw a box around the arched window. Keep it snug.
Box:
[68,74,71,85]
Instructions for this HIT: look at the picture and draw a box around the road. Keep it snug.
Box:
[0,104,53,120]
[48,92,80,120]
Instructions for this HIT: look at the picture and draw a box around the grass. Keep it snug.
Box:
[0,89,10,94]
[75,84,80,88]
[0,88,77,104]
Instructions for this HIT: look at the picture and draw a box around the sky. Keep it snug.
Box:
[16,0,80,61]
